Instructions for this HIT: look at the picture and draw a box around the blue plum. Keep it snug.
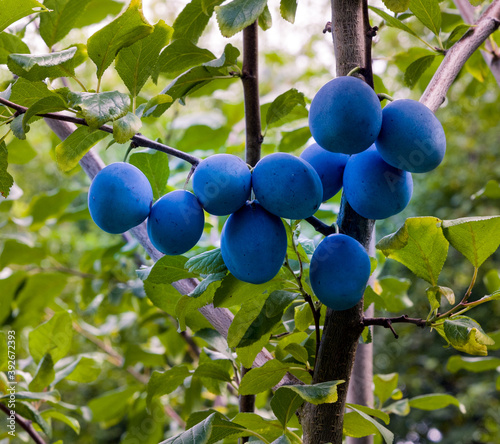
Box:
[220,201,287,284]
[310,234,371,311]
[88,162,153,234]
[300,142,349,201]
[147,190,204,255]
[252,152,323,220]
[343,147,413,220]
[309,76,382,155]
[375,99,446,173]
[193,154,251,215]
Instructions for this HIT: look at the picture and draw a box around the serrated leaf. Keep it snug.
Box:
[10,78,59,108]
[23,95,68,131]
[376,217,449,285]
[112,112,142,144]
[446,355,500,373]
[29,353,55,392]
[0,31,29,64]
[68,91,130,128]
[129,149,169,200]
[40,0,91,48]
[369,6,419,38]
[445,23,472,49]
[239,360,290,395]
[236,334,269,369]
[185,248,227,275]
[8,47,78,81]
[115,20,173,97]
[87,0,154,80]
[441,216,500,268]
[409,393,465,413]
[41,409,80,435]
[0,141,13,197]
[374,373,399,405]
[404,55,436,89]
[11,114,28,140]
[280,0,298,23]
[173,0,225,44]
[28,311,73,364]
[55,126,109,172]
[265,88,306,128]
[344,406,394,443]
[258,5,272,31]
[382,0,410,13]
[441,316,494,356]
[215,0,268,38]
[146,366,190,411]
[0,0,48,33]
[409,0,441,36]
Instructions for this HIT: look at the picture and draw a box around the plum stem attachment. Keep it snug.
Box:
[346,66,363,77]
[378,93,394,102]
[184,164,196,190]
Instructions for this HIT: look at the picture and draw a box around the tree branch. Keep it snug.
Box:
[362,315,428,339]
[0,402,47,444]
[0,97,200,166]
[420,0,500,111]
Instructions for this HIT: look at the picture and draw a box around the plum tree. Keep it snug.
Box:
[375,99,446,173]
[88,162,153,234]
[192,154,251,215]
[147,190,205,255]
[300,142,349,202]
[251,152,323,220]
[220,201,287,284]
[343,146,413,219]
[309,234,371,311]
[308,76,382,154]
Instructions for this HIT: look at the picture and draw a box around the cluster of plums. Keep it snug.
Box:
[88,75,446,312]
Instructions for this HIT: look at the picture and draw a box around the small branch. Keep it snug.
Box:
[362,315,428,338]
[420,0,500,112]
[0,402,47,444]
[239,367,255,444]
[304,216,337,236]
[0,97,200,166]
[242,21,263,167]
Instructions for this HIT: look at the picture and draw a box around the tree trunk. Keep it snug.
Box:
[300,1,376,443]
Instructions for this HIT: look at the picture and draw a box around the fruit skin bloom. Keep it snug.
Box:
[220,201,287,285]
[147,190,204,255]
[88,162,153,234]
[309,76,382,155]
[375,99,446,173]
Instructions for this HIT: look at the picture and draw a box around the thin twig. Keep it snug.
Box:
[362,315,428,338]
[304,216,337,236]
[0,402,47,444]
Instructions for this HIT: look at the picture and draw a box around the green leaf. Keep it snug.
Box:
[8,47,79,81]
[129,149,169,200]
[382,0,410,13]
[0,0,48,33]
[146,366,190,411]
[483,269,500,293]
[55,126,109,172]
[258,5,272,31]
[116,20,173,97]
[67,91,130,128]
[278,127,312,153]
[445,23,472,49]
[374,373,399,405]
[365,276,413,313]
[376,217,449,285]
[29,353,55,392]
[441,216,500,268]
[11,401,52,437]
[28,311,73,364]
[280,0,298,23]
[113,112,142,144]
[88,386,138,423]
[10,78,59,107]
[155,38,216,80]
[369,6,420,39]
[40,0,91,48]
[346,404,390,425]
[404,55,436,89]
[53,356,101,384]
[142,94,173,114]
[0,238,46,268]
[265,89,306,128]
[473,179,500,200]
[215,0,268,38]
[409,0,441,36]
[283,343,309,364]
[236,334,269,369]
[193,361,233,382]
[11,114,28,140]
[172,0,225,44]
[272,436,292,444]
[227,290,297,348]
[409,393,465,413]
[344,406,394,443]
[239,360,290,395]
[441,316,494,356]
[231,413,284,442]
[446,355,500,373]
[6,138,37,165]
[384,398,410,416]
[41,409,80,435]
[73,0,123,29]
[2,390,61,403]
[426,285,454,317]
[294,302,314,332]
[0,141,13,197]
[23,95,68,132]
[0,31,29,64]
[185,248,227,275]
[87,0,154,80]
[0,271,25,325]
